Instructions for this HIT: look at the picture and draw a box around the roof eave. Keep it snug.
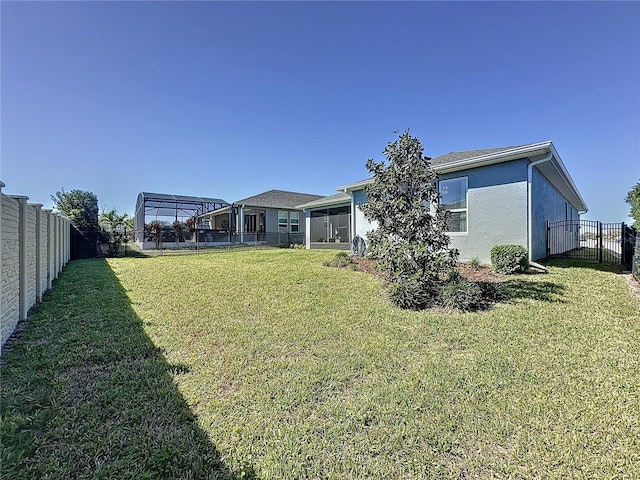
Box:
[335,142,557,191]
[297,196,352,210]
[435,141,553,174]
[545,143,589,212]
[336,178,373,193]
[332,140,587,212]
[237,203,305,210]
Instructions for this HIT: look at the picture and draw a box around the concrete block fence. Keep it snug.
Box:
[1,181,71,353]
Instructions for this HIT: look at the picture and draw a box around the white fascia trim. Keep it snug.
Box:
[300,199,352,211]
[201,205,231,216]
[334,140,586,212]
[546,143,588,212]
[336,179,373,193]
[436,141,553,174]
[335,142,555,192]
[239,204,300,210]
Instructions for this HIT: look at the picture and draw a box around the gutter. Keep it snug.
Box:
[527,152,553,270]
[439,141,553,175]
[335,142,555,193]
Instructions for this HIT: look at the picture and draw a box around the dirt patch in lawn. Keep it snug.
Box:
[455,263,504,283]
[350,256,385,278]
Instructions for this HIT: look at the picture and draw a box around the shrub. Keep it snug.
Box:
[469,257,481,269]
[478,281,501,302]
[324,251,352,268]
[490,245,528,274]
[441,279,486,311]
[445,269,462,283]
[387,274,440,310]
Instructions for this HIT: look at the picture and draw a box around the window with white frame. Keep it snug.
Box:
[290,212,299,232]
[278,211,288,233]
[439,177,468,233]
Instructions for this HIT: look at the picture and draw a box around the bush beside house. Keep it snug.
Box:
[490,245,529,274]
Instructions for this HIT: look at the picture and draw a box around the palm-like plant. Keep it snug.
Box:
[99,210,130,256]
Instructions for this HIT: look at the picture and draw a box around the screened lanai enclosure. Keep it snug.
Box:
[134,192,230,250]
[309,206,352,250]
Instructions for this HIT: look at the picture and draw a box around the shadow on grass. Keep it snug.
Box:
[545,257,626,273]
[497,278,566,304]
[0,259,253,479]
[121,248,151,258]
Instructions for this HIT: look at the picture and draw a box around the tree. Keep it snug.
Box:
[359,130,458,309]
[51,189,99,232]
[99,209,129,256]
[625,181,640,228]
[148,220,163,250]
[124,217,134,241]
[172,220,185,246]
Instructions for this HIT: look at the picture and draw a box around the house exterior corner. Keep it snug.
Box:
[304,141,586,266]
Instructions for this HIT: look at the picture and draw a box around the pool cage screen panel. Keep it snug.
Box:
[134,192,229,243]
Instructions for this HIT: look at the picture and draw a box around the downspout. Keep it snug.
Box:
[238,205,244,244]
[528,152,553,270]
[348,189,356,244]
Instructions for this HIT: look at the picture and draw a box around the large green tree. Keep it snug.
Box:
[51,189,99,232]
[360,130,458,309]
[625,181,640,228]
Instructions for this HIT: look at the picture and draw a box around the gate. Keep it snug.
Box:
[547,220,636,269]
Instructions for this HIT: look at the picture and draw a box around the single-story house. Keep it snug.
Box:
[297,141,588,264]
[200,189,324,245]
[135,190,322,249]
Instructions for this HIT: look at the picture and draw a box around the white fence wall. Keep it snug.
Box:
[1,182,71,353]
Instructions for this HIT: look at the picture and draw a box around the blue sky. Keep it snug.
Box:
[2,1,639,222]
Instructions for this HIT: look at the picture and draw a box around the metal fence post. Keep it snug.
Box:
[621,222,626,266]
[598,222,603,263]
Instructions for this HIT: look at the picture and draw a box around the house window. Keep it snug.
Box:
[290,212,299,232]
[439,177,468,233]
[278,211,288,233]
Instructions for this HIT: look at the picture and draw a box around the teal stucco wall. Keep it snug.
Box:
[337,157,581,264]
[349,159,531,264]
[531,167,578,261]
[352,189,376,241]
[438,159,529,264]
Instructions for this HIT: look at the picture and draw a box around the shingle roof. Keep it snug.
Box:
[296,192,352,209]
[235,190,324,209]
[338,144,535,191]
[430,145,525,166]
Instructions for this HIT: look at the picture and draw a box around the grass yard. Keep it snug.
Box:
[1,249,639,479]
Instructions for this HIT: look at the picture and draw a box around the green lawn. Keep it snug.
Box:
[2,249,639,479]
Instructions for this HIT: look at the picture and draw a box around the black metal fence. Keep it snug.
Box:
[71,228,100,259]
[547,220,636,269]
